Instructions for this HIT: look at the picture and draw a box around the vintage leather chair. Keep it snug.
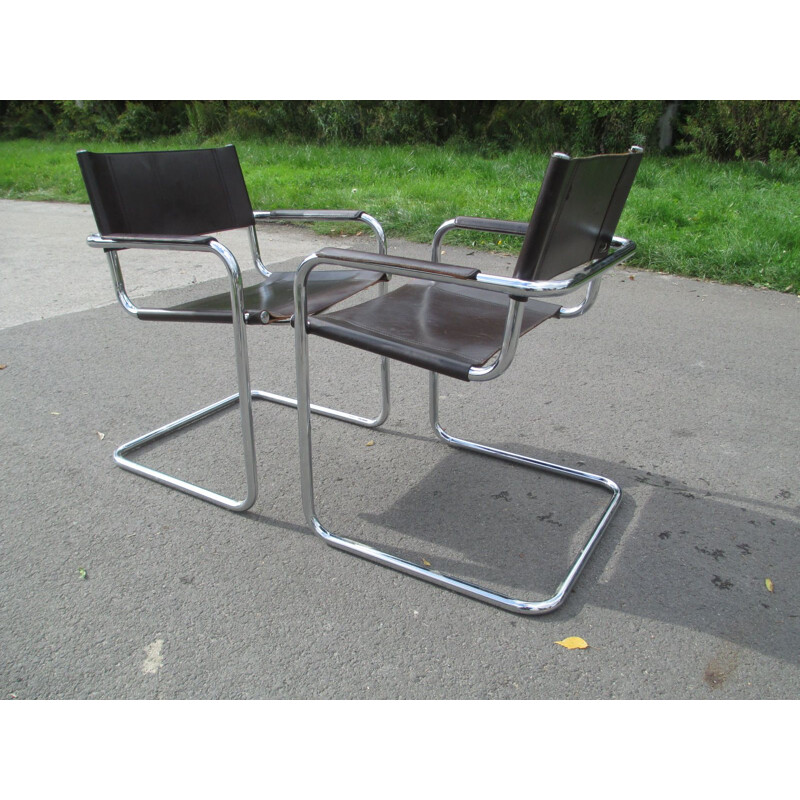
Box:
[292,147,643,614]
[78,145,389,512]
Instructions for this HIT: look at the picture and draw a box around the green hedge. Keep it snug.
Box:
[1,100,798,160]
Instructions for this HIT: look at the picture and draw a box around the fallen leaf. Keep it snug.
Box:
[50,411,61,416]
[555,636,589,650]
[96,431,106,440]
[365,440,374,447]
[77,568,87,580]
[765,578,774,593]
[422,558,432,567]
[0,364,7,370]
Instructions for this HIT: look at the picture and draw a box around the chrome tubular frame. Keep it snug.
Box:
[90,213,390,513]
[91,234,258,511]
[293,238,634,614]
[252,209,388,272]
[427,370,621,613]
[247,209,390,428]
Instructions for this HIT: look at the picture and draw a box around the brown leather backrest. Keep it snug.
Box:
[514,148,642,282]
[77,145,255,237]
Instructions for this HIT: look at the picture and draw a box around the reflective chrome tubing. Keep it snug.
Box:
[293,239,632,614]
[90,212,389,513]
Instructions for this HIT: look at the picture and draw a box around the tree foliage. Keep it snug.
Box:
[1,100,797,161]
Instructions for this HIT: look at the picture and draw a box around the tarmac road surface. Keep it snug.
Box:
[1,198,798,701]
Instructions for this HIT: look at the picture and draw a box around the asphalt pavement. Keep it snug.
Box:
[1,197,798,699]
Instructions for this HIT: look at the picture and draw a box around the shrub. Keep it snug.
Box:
[0,101,58,138]
[677,101,800,160]
[185,100,228,137]
[2,100,799,161]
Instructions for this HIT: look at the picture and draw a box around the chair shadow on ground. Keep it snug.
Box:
[310,425,799,664]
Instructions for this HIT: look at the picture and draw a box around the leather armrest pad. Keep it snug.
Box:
[258,209,364,220]
[315,247,480,280]
[98,233,217,246]
[454,216,529,237]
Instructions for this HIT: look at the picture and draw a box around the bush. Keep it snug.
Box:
[2,100,799,161]
[677,101,800,160]
[185,100,228,137]
[226,101,315,140]
[0,101,57,138]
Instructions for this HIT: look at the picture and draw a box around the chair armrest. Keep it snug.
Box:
[473,235,637,310]
[451,216,529,237]
[312,247,480,280]
[86,233,245,318]
[87,233,217,250]
[252,209,385,252]
[432,216,529,262]
[298,237,635,304]
[253,209,365,221]
[250,210,387,274]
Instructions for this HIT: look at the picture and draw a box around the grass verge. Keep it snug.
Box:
[1,136,798,293]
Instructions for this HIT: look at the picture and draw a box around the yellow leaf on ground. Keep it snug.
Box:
[555,637,589,650]
[366,440,374,447]
[765,578,774,593]
[422,558,431,567]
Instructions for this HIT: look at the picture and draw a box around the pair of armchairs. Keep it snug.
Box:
[78,143,642,615]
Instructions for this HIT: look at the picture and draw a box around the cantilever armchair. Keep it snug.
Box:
[293,146,643,615]
[78,145,390,512]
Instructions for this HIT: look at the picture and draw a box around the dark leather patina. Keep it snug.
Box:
[515,150,643,282]
[78,145,383,324]
[307,281,558,380]
[304,149,642,379]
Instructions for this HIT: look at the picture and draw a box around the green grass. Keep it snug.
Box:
[1,137,798,293]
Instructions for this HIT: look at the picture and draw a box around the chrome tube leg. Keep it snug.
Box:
[228,255,258,511]
[294,271,319,530]
[293,352,618,614]
[115,244,258,513]
[427,369,622,612]
[251,278,390,429]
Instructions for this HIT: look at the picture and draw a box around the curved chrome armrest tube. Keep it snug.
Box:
[432,217,529,262]
[474,236,636,300]
[298,236,635,302]
[87,233,218,251]
[251,210,386,276]
[87,234,245,318]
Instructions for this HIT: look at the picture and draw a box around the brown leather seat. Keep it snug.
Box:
[308,279,560,380]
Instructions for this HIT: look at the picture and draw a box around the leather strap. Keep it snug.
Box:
[315,247,480,280]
